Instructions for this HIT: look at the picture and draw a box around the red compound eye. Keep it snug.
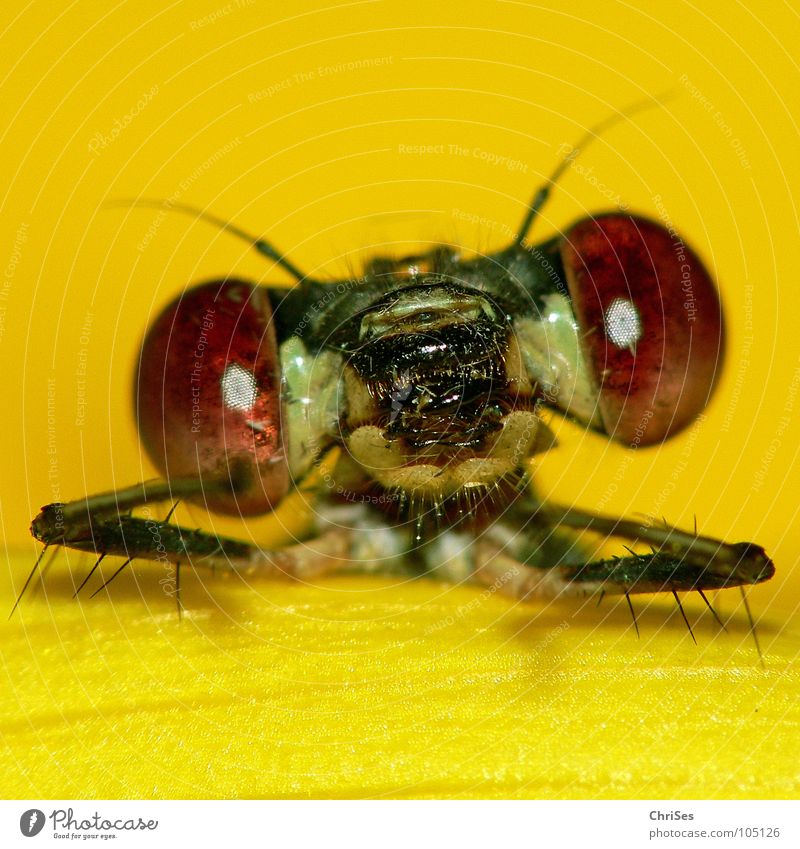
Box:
[136,279,288,515]
[559,214,724,446]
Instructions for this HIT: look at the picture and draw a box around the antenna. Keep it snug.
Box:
[515,91,675,245]
[105,198,313,284]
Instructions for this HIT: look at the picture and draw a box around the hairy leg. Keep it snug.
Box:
[27,482,773,613]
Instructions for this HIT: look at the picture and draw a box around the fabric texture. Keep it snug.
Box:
[2,551,796,799]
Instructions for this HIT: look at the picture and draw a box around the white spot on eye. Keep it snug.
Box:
[604,297,642,352]
[547,312,559,324]
[221,363,258,411]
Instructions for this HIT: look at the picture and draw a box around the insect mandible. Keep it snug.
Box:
[26,99,774,640]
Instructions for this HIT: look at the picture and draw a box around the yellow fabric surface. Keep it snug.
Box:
[2,548,797,799]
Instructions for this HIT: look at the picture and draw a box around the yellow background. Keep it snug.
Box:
[1,0,798,799]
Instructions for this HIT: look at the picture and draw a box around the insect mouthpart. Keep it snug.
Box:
[340,282,542,496]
